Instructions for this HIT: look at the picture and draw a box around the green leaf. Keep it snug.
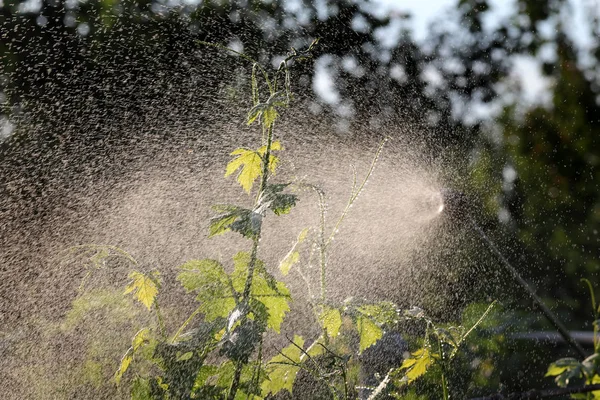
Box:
[319,306,342,338]
[225,142,281,193]
[262,107,278,129]
[262,183,298,216]
[115,352,132,385]
[230,251,290,332]
[209,205,261,239]
[399,348,436,385]
[262,335,305,396]
[115,328,153,385]
[358,302,399,325]
[177,259,237,321]
[124,271,160,311]
[131,377,152,400]
[226,148,263,193]
[545,358,582,387]
[357,315,383,353]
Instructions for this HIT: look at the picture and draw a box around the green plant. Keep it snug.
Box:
[58,41,499,400]
[545,279,600,398]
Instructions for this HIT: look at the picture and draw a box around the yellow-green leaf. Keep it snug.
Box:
[545,363,569,377]
[124,271,159,311]
[262,335,305,395]
[357,315,382,353]
[115,352,132,385]
[132,328,151,352]
[400,348,436,385]
[319,307,342,338]
[263,107,278,128]
[225,148,263,193]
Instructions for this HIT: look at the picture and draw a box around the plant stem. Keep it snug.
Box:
[228,122,275,400]
[170,305,202,343]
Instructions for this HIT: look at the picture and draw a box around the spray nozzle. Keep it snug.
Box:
[439,188,469,219]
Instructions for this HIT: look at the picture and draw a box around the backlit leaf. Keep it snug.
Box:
[319,306,342,338]
[177,259,237,321]
[262,335,305,395]
[115,352,132,385]
[278,251,299,276]
[226,148,263,193]
[209,205,261,239]
[124,271,160,311]
[357,315,383,353]
[399,348,436,385]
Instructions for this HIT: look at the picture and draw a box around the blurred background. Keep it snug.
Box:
[1,0,600,398]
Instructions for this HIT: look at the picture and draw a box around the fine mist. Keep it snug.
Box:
[0,74,485,400]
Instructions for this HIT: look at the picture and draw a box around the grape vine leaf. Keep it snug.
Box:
[357,315,382,353]
[177,259,237,321]
[209,205,262,239]
[124,271,160,311]
[319,306,342,338]
[262,335,305,395]
[225,141,281,193]
[399,348,437,385]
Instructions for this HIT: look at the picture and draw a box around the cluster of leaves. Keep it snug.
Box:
[546,280,600,397]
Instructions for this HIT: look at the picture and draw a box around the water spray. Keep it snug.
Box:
[440,188,588,359]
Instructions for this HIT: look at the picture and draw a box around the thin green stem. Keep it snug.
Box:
[437,336,449,400]
[154,301,166,340]
[170,305,203,344]
[324,137,386,250]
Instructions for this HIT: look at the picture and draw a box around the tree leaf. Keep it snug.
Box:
[357,315,383,353]
[399,347,436,385]
[124,271,160,311]
[262,335,305,396]
[115,328,153,385]
[319,306,342,338]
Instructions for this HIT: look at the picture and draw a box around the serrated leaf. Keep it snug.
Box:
[262,107,278,128]
[132,328,151,352]
[260,183,298,215]
[399,348,436,385]
[209,205,261,239]
[262,335,305,396]
[124,271,160,311]
[115,328,153,385]
[177,259,237,321]
[357,315,383,353]
[319,307,342,338]
[226,148,263,193]
[231,252,290,332]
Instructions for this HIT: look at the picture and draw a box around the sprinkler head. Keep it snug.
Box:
[439,188,470,220]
